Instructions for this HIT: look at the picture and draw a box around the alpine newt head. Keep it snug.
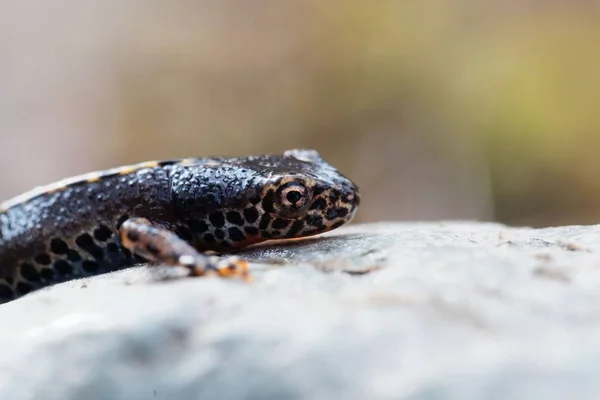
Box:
[170,149,360,250]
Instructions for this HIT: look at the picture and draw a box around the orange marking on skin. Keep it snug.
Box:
[178,158,198,166]
[226,260,252,281]
[117,161,160,175]
[86,174,102,183]
[139,161,159,168]
[219,260,249,277]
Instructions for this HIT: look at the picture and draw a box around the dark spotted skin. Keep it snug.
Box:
[0,149,360,304]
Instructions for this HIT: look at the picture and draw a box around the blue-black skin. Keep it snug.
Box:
[0,149,360,303]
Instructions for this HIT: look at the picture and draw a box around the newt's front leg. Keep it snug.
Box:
[119,218,250,280]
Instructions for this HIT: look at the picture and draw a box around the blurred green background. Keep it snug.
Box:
[1,0,599,227]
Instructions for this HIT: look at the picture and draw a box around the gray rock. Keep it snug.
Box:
[2,222,600,400]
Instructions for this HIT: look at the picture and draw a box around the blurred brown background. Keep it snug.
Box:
[1,0,599,227]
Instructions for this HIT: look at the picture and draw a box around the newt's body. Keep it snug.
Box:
[0,149,359,304]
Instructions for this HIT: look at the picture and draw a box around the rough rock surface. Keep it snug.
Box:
[2,222,600,400]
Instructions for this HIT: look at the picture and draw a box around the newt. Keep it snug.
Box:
[0,149,360,304]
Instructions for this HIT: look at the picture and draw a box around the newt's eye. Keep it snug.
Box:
[275,181,311,214]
